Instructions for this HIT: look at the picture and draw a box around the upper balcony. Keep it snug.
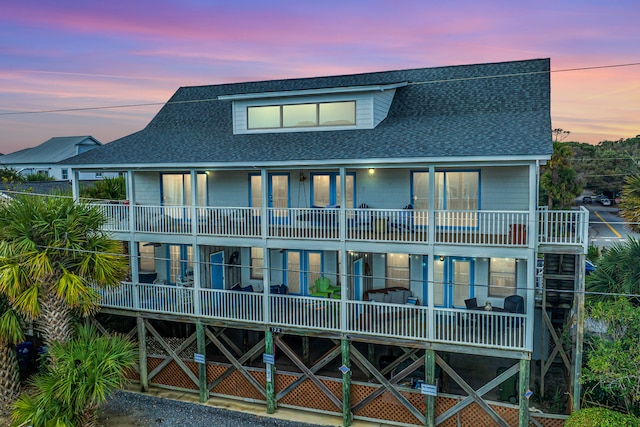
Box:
[97,203,589,249]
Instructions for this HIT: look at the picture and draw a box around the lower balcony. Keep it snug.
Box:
[97,203,588,248]
[98,282,528,352]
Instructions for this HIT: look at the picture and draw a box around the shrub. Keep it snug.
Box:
[81,176,126,201]
[565,407,640,427]
[23,173,55,182]
[11,324,136,426]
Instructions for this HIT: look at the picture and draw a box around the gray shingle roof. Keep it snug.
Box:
[1,136,101,165]
[63,59,552,167]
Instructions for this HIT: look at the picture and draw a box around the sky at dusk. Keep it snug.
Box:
[0,0,638,154]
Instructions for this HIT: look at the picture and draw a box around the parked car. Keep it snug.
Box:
[582,196,592,204]
[600,198,612,206]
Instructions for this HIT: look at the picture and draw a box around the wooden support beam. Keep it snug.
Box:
[379,347,420,377]
[196,321,208,403]
[275,335,343,410]
[265,330,276,414]
[435,354,512,427]
[519,357,530,427]
[350,346,425,424]
[276,344,341,400]
[572,253,586,412]
[203,328,266,400]
[303,336,310,366]
[425,349,435,427]
[341,339,352,427]
[206,334,264,390]
[145,321,200,387]
[367,343,375,372]
[90,316,109,336]
[137,316,148,392]
[542,310,572,371]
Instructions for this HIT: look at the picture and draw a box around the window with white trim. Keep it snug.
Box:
[386,253,410,288]
[138,243,156,272]
[250,247,264,279]
[489,258,516,297]
[247,101,355,130]
[311,173,355,208]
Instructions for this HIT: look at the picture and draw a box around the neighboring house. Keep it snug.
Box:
[62,59,586,427]
[0,135,107,180]
[0,181,72,198]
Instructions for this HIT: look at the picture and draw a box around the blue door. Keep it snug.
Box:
[210,251,225,290]
[353,258,363,300]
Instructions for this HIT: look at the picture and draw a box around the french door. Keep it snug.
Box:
[250,173,290,223]
[167,244,193,285]
[433,256,474,308]
[285,250,322,295]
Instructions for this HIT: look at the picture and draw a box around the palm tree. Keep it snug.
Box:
[11,323,136,427]
[80,176,126,201]
[619,174,640,233]
[0,296,24,413]
[540,140,582,209]
[0,194,129,347]
[586,237,640,306]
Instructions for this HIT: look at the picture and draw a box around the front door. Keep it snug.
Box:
[269,173,289,223]
[285,250,322,295]
[250,173,290,224]
[353,258,363,300]
[433,256,474,308]
[210,251,224,290]
[168,244,193,285]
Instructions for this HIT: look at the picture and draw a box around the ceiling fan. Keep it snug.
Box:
[142,242,163,247]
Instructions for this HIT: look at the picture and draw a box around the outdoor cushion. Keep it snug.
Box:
[369,293,386,302]
[388,290,406,304]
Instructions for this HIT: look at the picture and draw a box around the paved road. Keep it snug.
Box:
[584,203,639,249]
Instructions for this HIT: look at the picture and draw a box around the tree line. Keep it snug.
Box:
[542,132,640,210]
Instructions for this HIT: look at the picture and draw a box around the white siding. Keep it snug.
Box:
[373,89,396,126]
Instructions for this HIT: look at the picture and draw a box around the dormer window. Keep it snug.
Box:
[219,81,407,134]
[247,101,356,130]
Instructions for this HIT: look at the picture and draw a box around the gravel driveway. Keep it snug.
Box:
[99,390,335,427]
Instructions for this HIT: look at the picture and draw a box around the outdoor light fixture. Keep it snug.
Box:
[368,168,375,175]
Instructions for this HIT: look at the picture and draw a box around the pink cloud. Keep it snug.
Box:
[1,0,638,151]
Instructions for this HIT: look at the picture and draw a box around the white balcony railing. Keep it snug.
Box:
[96,204,588,248]
[270,294,341,330]
[537,207,589,248]
[97,284,528,351]
[199,288,263,323]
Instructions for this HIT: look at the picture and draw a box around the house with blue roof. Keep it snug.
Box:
[63,58,586,427]
[0,135,106,180]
